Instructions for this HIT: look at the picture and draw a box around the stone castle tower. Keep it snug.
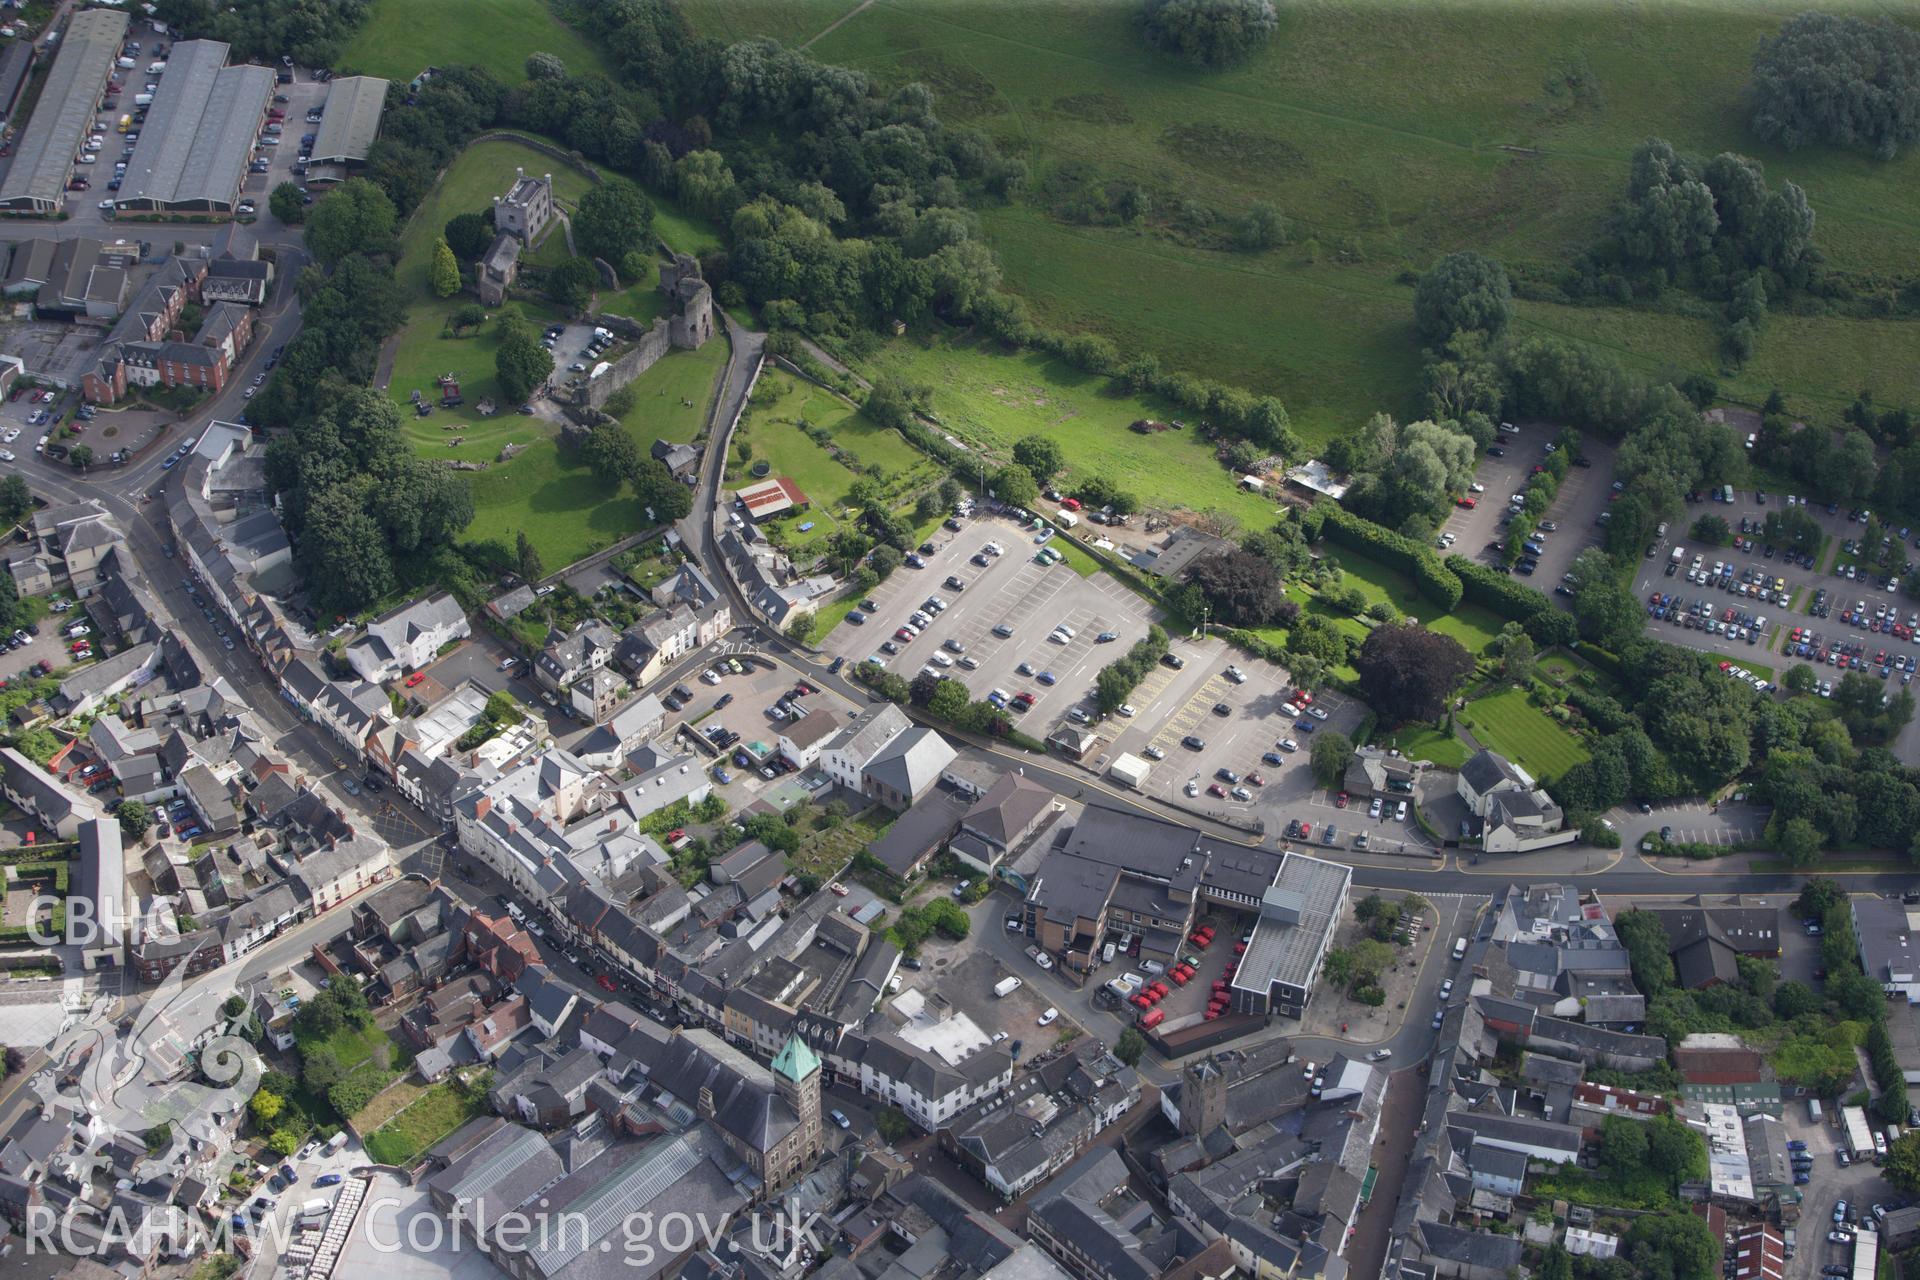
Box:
[658,253,714,350]
[1180,1056,1227,1136]
[771,1033,825,1164]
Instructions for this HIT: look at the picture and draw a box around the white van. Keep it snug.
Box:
[133,93,153,106]
[299,1197,330,1219]
[116,55,134,69]
[1451,937,1468,961]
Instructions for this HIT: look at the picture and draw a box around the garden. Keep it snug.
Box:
[724,368,944,555]
[858,332,1280,530]
[361,1071,491,1166]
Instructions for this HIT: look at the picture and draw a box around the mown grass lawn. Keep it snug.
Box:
[1383,723,1471,769]
[343,0,613,84]
[1459,687,1589,782]
[455,339,727,568]
[361,1077,486,1167]
[858,332,1281,528]
[1323,549,1506,654]
[395,139,595,298]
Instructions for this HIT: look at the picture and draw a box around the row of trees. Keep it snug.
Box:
[153,0,369,69]
[1093,625,1170,715]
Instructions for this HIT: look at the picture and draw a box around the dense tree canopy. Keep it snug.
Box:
[153,0,369,67]
[1353,623,1474,724]
[266,387,473,613]
[1613,139,1817,284]
[1750,12,1920,159]
[495,315,555,404]
[1140,0,1279,68]
[1183,549,1287,626]
[304,179,398,268]
[444,211,493,262]
[1412,251,1512,343]
[573,177,656,269]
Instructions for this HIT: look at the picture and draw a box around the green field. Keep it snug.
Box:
[1459,687,1590,782]
[860,333,1282,526]
[726,368,944,552]
[685,0,1920,437]
[461,343,728,565]
[362,1078,486,1166]
[342,0,612,84]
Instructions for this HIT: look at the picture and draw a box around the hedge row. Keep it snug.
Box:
[1316,504,1462,611]
[1445,554,1578,646]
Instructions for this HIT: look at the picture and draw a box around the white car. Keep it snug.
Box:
[1185,780,1199,796]
[700,669,722,685]
[1366,1048,1393,1062]
[0,450,14,463]
[1278,738,1299,752]
[1116,703,1136,718]
[498,656,517,671]
[1468,482,1485,493]
[1306,706,1328,720]
[1224,664,1246,683]
[1037,1007,1058,1026]
[1,429,16,443]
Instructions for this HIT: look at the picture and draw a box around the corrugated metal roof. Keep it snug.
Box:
[310,75,386,165]
[0,9,128,210]
[114,40,270,210]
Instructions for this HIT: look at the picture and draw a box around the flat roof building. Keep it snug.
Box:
[1231,852,1352,1018]
[111,40,272,213]
[0,8,129,212]
[306,74,387,179]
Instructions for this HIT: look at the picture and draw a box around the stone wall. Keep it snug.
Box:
[574,317,675,411]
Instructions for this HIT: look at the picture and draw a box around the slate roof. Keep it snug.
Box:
[960,771,1054,848]
[1460,749,1525,795]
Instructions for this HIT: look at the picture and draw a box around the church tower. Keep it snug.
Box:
[771,1033,824,1164]
[1181,1056,1227,1136]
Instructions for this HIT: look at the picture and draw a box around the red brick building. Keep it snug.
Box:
[80,256,259,404]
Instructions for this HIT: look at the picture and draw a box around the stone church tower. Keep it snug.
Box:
[771,1033,825,1164]
[1180,1056,1227,1136]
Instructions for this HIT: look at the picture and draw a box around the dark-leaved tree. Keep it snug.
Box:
[1352,623,1474,724]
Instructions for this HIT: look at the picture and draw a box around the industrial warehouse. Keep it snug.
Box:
[109,39,273,214]
[304,74,387,184]
[0,8,129,213]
